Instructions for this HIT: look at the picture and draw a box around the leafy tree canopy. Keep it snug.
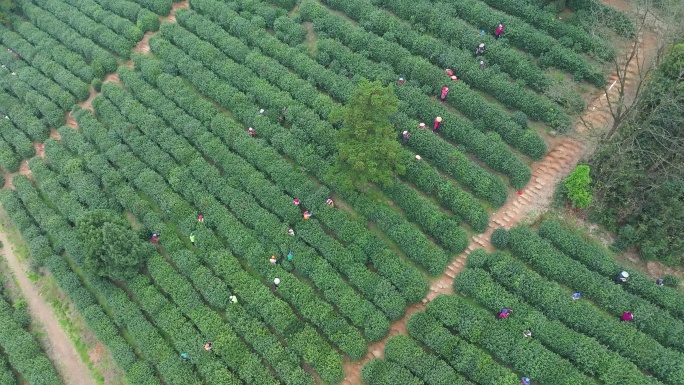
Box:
[76,210,151,280]
[334,78,405,188]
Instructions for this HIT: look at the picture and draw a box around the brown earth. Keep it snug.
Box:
[0,230,96,385]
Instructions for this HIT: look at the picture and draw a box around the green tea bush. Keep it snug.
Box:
[384,334,470,385]
[0,121,34,159]
[429,0,604,85]
[454,265,662,385]
[147,36,453,277]
[27,0,135,57]
[61,0,144,41]
[470,249,684,384]
[362,358,425,385]
[490,227,509,249]
[476,0,615,60]
[538,220,684,319]
[18,1,117,72]
[11,21,98,82]
[0,295,61,385]
[273,16,307,46]
[507,226,684,353]
[427,294,592,384]
[407,311,520,385]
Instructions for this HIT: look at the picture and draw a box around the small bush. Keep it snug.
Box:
[491,227,509,249]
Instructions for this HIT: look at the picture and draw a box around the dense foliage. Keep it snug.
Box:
[334,79,405,187]
[77,210,151,280]
[589,43,684,265]
[563,164,592,208]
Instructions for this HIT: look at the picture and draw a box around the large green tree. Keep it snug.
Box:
[335,79,405,187]
[76,210,151,280]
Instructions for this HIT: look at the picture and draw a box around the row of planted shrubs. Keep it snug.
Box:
[38,133,310,384]
[153,21,480,242]
[72,101,358,381]
[17,1,118,74]
[455,256,663,385]
[297,0,565,140]
[175,5,507,232]
[21,163,211,385]
[145,33,454,275]
[0,89,48,142]
[157,19,509,212]
[0,26,90,100]
[0,47,66,127]
[97,78,395,343]
[0,189,162,384]
[537,220,684,319]
[475,241,684,385]
[424,295,592,384]
[129,52,431,300]
[19,0,136,57]
[109,63,406,318]
[0,293,61,385]
[50,129,330,384]
[175,7,501,219]
[26,145,293,384]
[424,0,605,85]
[476,0,615,60]
[501,226,684,354]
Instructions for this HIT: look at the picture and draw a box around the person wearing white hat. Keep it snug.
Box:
[402,130,410,145]
[273,278,281,287]
[418,122,426,130]
[259,108,265,115]
[615,271,629,283]
[415,155,422,161]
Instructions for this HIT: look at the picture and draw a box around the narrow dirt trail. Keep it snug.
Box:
[340,18,651,385]
[0,230,96,385]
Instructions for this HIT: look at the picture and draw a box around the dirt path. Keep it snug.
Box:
[0,230,96,385]
[340,12,651,385]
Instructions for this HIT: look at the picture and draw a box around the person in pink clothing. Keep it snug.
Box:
[440,86,450,103]
[433,117,442,132]
[621,311,634,322]
[495,24,504,39]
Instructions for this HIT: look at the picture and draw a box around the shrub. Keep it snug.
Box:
[564,165,592,208]
[511,111,528,128]
[490,227,509,249]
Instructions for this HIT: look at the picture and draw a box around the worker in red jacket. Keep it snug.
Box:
[495,24,505,39]
[440,86,450,103]
[433,117,442,132]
